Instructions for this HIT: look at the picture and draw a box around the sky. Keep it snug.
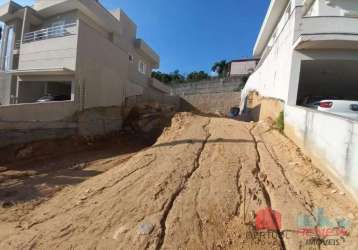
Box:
[1,0,269,74]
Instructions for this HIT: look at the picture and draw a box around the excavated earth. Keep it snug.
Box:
[0,113,358,250]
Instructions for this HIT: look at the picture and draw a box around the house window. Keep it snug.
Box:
[138,60,147,74]
[129,54,134,63]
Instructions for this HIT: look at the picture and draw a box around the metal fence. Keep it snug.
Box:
[22,23,77,44]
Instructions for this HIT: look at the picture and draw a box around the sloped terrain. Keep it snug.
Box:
[0,113,357,250]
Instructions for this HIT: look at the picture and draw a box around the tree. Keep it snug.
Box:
[211,60,230,78]
[187,71,210,82]
[151,70,185,85]
[170,70,185,84]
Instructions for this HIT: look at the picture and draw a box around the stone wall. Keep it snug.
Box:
[125,85,180,111]
[180,92,241,115]
[172,78,243,96]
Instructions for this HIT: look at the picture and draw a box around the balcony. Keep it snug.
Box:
[294,16,358,50]
[17,23,79,72]
[22,23,77,44]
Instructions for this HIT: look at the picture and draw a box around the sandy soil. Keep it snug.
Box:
[0,113,357,250]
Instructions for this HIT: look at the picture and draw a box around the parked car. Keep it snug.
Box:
[302,95,340,109]
[318,100,358,120]
[36,94,70,103]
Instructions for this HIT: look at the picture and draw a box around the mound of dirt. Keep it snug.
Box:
[0,113,357,250]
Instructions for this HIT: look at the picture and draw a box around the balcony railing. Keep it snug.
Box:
[300,16,358,37]
[22,23,77,44]
[15,40,21,49]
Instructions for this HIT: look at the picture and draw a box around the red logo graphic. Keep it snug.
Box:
[255,208,282,230]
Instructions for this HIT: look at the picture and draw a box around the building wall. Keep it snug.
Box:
[77,11,111,42]
[0,73,11,105]
[285,104,358,198]
[243,5,297,103]
[76,19,128,109]
[39,10,78,29]
[126,81,144,97]
[18,26,79,71]
[230,60,258,76]
[110,10,156,88]
[244,0,358,199]
[306,0,358,17]
[32,0,95,10]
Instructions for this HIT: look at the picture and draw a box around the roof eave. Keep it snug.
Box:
[253,0,289,57]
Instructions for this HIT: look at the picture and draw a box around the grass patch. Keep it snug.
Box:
[275,111,284,133]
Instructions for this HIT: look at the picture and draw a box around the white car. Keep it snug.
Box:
[318,100,358,120]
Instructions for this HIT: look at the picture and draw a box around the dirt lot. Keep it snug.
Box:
[0,113,357,250]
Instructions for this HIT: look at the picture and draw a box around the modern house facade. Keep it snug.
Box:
[0,0,159,117]
[243,0,358,198]
[244,0,358,105]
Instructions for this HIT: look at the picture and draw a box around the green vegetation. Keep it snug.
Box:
[186,71,210,82]
[211,60,230,78]
[276,111,285,133]
[151,70,210,85]
[151,60,230,85]
[151,71,182,84]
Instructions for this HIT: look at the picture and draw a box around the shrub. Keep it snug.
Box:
[276,111,284,133]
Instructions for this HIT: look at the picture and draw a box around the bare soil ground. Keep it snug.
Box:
[0,113,357,250]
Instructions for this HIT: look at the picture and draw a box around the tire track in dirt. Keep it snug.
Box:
[248,124,287,250]
[156,118,212,250]
[250,123,327,250]
[1,114,358,250]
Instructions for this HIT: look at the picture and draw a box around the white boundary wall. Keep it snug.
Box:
[0,101,77,122]
[285,105,358,197]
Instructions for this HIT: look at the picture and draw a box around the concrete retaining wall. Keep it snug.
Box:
[0,103,125,148]
[150,78,172,94]
[126,86,180,111]
[245,91,284,122]
[173,78,243,96]
[285,105,358,198]
[180,92,241,115]
[78,106,123,137]
[0,101,78,122]
[0,72,12,106]
[0,123,77,148]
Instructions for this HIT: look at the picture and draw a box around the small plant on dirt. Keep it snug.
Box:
[275,111,284,133]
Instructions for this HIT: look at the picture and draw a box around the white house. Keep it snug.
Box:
[244,0,358,198]
[229,58,259,77]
